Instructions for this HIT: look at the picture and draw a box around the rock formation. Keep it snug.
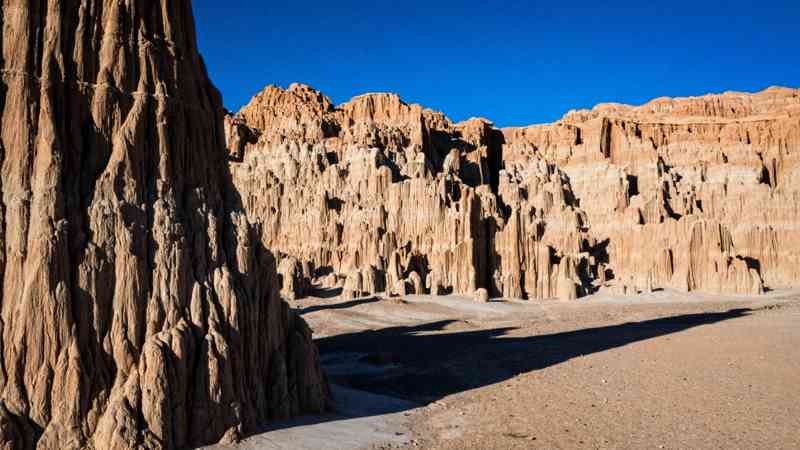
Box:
[474,288,490,303]
[0,2,327,449]
[228,84,800,300]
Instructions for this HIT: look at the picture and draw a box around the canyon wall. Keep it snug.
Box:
[228,84,800,300]
[0,2,326,449]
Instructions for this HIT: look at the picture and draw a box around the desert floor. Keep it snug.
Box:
[205,288,800,450]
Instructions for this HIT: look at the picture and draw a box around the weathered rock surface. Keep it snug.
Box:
[0,2,327,449]
[228,84,799,300]
[474,288,490,303]
[277,256,312,300]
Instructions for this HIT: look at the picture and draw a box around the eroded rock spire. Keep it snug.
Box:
[0,2,327,449]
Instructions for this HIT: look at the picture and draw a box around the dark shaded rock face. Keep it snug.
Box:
[0,2,327,449]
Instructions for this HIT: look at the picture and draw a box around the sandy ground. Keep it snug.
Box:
[202,384,416,450]
[209,288,800,450]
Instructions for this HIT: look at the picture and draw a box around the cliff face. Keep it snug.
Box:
[228,84,800,300]
[0,2,326,450]
[504,86,800,294]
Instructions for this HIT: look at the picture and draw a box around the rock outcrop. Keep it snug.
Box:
[228,84,799,300]
[0,2,327,449]
[277,256,312,300]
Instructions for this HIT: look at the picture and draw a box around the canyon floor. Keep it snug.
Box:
[206,289,800,450]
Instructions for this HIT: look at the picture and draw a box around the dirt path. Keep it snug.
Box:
[214,289,800,449]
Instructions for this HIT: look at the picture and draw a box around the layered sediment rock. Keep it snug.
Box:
[229,84,799,300]
[0,2,326,449]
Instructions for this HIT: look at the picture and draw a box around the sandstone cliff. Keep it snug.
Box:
[228,84,800,300]
[0,2,326,449]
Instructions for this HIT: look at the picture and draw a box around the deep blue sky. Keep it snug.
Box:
[193,1,799,127]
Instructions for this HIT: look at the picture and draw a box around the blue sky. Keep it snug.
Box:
[193,1,800,127]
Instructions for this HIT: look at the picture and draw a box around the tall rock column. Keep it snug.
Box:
[0,2,326,449]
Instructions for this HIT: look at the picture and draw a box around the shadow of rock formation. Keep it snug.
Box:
[316,308,752,403]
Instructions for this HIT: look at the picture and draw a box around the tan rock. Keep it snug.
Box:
[360,265,385,294]
[426,270,446,296]
[342,270,365,300]
[227,82,798,300]
[408,271,425,295]
[474,288,491,303]
[0,2,327,449]
[278,256,310,299]
[558,279,579,301]
[391,279,412,297]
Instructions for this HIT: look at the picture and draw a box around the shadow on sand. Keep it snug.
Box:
[299,295,379,314]
[318,308,753,403]
[253,307,753,437]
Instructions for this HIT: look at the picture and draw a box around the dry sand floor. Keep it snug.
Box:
[206,289,800,450]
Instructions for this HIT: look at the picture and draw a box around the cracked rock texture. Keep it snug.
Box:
[228,84,800,300]
[0,2,327,449]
